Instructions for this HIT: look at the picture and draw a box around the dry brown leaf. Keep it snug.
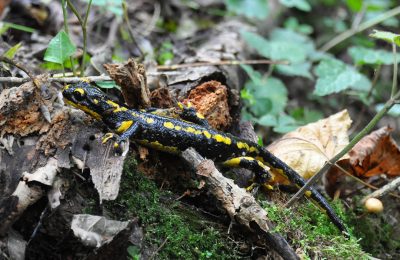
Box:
[268,110,352,182]
[349,126,400,177]
[325,126,400,197]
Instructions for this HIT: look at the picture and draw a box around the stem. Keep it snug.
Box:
[286,44,400,207]
[391,42,398,98]
[320,5,400,52]
[122,0,144,56]
[81,0,92,76]
[67,0,90,76]
[61,0,77,76]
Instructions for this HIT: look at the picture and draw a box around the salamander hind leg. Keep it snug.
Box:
[222,157,274,190]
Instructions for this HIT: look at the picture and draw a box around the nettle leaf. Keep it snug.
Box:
[279,0,311,12]
[44,30,76,64]
[241,65,287,116]
[349,46,400,65]
[225,0,269,19]
[314,58,371,96]
[369,29,400,47]
[242,28,316,78]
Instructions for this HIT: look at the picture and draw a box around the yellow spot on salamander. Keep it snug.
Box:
[213,134,231,145]
[164,122,174,129]
[116,120,133,133]
[249,146,259,153]
[196,112,205,119]
[75,88,85,95]
[175,126,182,131]
[146,118,154,124]
[137,140,179,154]
[64,99,102,120]
[93,99,99,104]
[223,157,241,167]
[237,141,250,151]
[64,84,70,90]
[305,190,312,197]
[194,130,202,135]
[203,131,211,139]
[186,127,196,133]
[107,100,128,112]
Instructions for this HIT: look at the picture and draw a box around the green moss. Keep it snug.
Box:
[260,198,369,259]
[105,157,240,259]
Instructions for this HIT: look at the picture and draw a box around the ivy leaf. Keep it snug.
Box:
[349,46,400,65]
[277,62,312,79]
[279,0,311,12]
[369,29,400,47]
[314,58,371,96]
[225,0,269,19]
[44,30,76,64]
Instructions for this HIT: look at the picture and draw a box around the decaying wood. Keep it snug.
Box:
[103,58,151,108]
[182,148,299,260]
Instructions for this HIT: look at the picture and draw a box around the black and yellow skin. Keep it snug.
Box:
[62,81,348,235]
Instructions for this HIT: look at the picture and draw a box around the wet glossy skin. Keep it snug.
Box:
[62,81,348,235]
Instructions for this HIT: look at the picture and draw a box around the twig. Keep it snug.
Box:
[66,0,92,76]
[320,5,400,52]
[157,59,289,71]
[361,176,400,203]
[391,42,398,98]
[0,72,177,84]
[149,237,169,260]
[122,0,144,56]
[286,42,400,207]
[0,56,39,88]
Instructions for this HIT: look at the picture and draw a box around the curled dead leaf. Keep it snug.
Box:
[268,110,351,183]
[325,126,400,198]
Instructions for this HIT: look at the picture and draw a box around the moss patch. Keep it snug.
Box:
[105,156,241,259]
[260,196,368,259]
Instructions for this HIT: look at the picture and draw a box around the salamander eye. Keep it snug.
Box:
[73,89,86,101]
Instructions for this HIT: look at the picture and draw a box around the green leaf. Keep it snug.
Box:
[279,0,311,12]
[44,30,76,64]
[3,42,22,59]
[349,46,400,65]
[225,0,268,19]
[314,58,371,96]
[0,22,36,35]
[241,65,287,116]
[276,62,312,79]
[369,29,400,47]
[346,0,363,12]
[96,81,120,90]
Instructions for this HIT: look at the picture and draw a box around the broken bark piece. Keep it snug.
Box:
[0,158,58,236]
[150,87,174,108]
[183,80,232,130]
[181,148,299,260]
[103,58,151,108]
[0,82,50,137]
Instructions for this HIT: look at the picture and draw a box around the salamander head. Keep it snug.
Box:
[62,82,109,120]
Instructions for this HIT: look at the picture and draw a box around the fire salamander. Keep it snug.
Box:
[62,81,348,235]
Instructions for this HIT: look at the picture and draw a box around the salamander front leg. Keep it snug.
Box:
[102,122,140,154]
[222,157,274,191]
[177,102,210,127]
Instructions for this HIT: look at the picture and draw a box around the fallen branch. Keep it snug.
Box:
[157,59,289,71]
[181,148,299,260]
[361,176,400,204]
